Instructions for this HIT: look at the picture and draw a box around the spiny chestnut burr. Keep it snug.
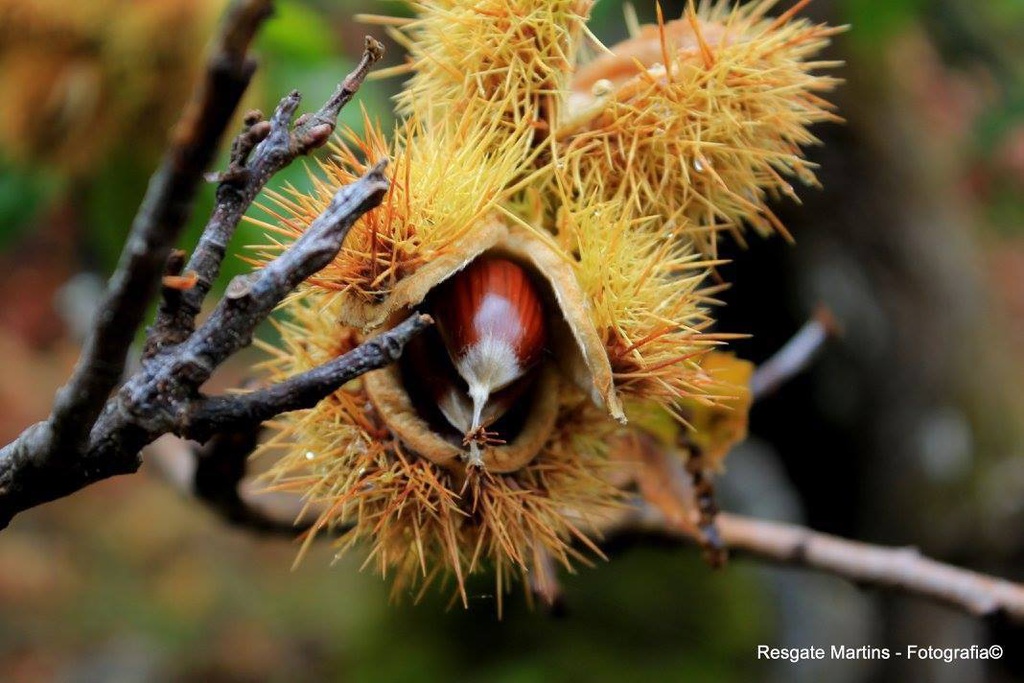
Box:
[430,256,547,465]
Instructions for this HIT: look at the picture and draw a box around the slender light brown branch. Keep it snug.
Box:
[717,514,1024,621]
[620,503,1024,624]
[750,306,839,401]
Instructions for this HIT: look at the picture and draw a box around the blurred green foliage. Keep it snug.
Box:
[841,0,928,50]
[0,164,60,249]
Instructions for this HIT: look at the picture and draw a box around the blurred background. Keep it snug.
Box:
[1,0,1023,681]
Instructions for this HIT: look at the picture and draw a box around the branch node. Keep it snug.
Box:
[365,35,385,61]
[162,271,200,291]
[274,91,303,127]
[167,249,188,274]
[225,273,258,300]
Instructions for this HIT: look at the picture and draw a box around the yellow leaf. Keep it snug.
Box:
[680,352,754,469]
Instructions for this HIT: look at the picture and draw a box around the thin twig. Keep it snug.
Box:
[166,160,390,386]
[49,0,272,453]
[619,503,1024,624]
[750,306,839,401]
[146,37,384,355]
[84,164,392,468]
[150,316,432,534]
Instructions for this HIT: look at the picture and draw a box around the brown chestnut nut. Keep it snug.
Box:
[430,257,546,464]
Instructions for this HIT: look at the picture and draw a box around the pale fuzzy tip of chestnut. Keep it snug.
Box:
[460,337,523,467]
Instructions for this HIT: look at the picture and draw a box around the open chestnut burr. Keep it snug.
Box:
[360,222,626,475]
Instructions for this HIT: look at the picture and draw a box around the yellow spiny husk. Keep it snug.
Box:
[362,0,594,137]
[553,195,721,417]
[554,1,843,256]
[248,109,532,328]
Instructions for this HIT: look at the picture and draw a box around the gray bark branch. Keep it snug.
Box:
[188,314,433,441]
[0,4,414,530]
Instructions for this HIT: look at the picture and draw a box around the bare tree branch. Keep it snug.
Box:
[0,0,274,525]
[0,166,397,527]
[0,6,410,530]
[617,503,1024,624]
[49,0,273,454]
[162,160,389,387]
[146,317,434,536]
